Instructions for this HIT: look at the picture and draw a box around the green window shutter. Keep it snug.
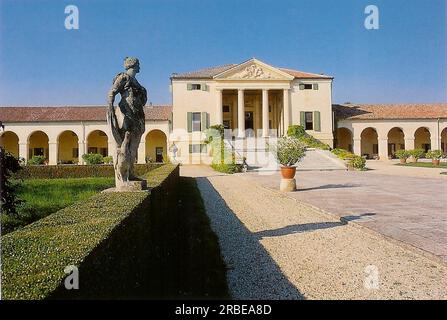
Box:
[313,111,321,131]
[201,144,207,153]
[168,112,173,132]
[187,112,192,133]
[299,84,305,90]
[187,83,193,90]
[313,83,319,90]
[300,111,305,126]
[207,113,210,129]
[201,84,208,91]
[201,112,208,131]
[189,144,193,153]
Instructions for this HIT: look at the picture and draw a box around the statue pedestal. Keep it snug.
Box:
[103,180,148,193]
[280,178,296,192]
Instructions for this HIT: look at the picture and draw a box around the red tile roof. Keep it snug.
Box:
[278,68,332,79]
[171,63,332,79]
[0,105,172,123]
[333,103,447,120]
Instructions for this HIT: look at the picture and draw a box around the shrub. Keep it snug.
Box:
[408,149,426,162]
[103,156,113,164]
[270,137,306,167]
[426,150,444,160]
[287,125,306,138]
[348,155,366,170]
[205,125,243,174]
[1,164,179,300]
[12,163,162,180]
[395,149,410,160]
[82,153,104,165]
[211,162,242,174]
[287,125,330,150]
[0,150,23,217]
[27,155,46,165]
[331,148,355,160]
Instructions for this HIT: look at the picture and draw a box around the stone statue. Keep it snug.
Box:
[107,57,147,191]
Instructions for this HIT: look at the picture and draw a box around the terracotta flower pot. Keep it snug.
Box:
[400,158,407,164]
[281,166,296,179]
[432,159,440,166]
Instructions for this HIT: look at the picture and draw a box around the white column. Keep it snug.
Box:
[48,141,57,165]
[78,141,86,164]
[19,141,28,163]
[353,138,361,156]
[237,89,245,138]
[138,141,146,164]
[404,138,415,150]
[431,137,440,150]
[216,89,223,126]
[262,89,269,137]
[283,89,290,135]
[378,138,389,160]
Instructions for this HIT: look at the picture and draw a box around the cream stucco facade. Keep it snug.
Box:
[1,58,446,166]
[170,58,334,164]
[336,118,447,159]
[0,119,169,165]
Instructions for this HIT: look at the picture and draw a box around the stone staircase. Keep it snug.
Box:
[224,139,347,172]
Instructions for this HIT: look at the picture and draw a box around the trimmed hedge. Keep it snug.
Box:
[13,163,162,180]
[1,164,179,300]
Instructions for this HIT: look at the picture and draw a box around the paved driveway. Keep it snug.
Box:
[243,166,447,262]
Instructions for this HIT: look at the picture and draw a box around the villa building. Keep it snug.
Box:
[0,58,446,164]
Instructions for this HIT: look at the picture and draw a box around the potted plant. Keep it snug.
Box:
[426,150,444,166]
[408,149,425,163]
[395,149,410,164]
[271,137,306,179]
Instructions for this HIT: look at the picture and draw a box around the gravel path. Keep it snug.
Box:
[181,165,447,300]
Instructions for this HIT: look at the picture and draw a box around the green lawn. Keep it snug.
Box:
[1,177,114,234]
[396,161,447,169]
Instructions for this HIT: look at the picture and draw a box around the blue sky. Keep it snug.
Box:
[0,0,446,105]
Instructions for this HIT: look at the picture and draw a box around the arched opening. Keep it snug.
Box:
[387,127,405,158]
[58,130,79,164]
[0,131,19,158]
[145,130,167,163]
[361,127,378,159]
[441,128,447,153]
[87,130,108,157]
[28,131,49,162]
[335,128,353,152]
[414,127,431,152]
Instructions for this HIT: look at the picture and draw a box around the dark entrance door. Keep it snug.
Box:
[245,111,254,137]
[155,147,164,163]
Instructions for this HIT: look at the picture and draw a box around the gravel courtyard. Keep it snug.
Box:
[181,165,447,300]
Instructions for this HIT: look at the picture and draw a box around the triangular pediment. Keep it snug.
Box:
[214,58,294,81]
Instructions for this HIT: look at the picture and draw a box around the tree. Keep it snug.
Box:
[0,148,23,217]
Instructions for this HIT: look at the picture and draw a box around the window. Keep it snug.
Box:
[187,83,208,91]
[88,147,98,154]
[299,83,319,90]
[34,148,44,156]
[72,148,79,158]
[223,105,230,113]
[223,120,231,129]
[99,148,108,157]
[305,112,313,130]
[192,112,201,132]
[299,83,313,90]
[189,144,207,154]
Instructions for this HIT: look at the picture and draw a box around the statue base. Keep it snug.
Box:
[103,180,148,193]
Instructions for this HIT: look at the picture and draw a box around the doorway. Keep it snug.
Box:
[155,147,164,163]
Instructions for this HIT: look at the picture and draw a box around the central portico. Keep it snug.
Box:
[170,58,334,163]
[213,59,294,138]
